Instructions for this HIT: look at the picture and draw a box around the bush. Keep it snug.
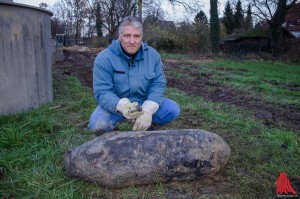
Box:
[177,22,210,53]
[89,37,109,48]
[284,38,300,62]
[144,21,211,54]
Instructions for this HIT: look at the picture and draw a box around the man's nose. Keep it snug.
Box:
[129,36,135,44]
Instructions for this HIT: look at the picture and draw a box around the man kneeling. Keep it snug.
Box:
[88,16,180,135]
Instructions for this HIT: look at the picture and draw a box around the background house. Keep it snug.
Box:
[157,20,176,31]
[221,3,300,55]
[284,3,300,38]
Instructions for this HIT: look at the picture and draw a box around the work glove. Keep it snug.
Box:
[117,98,143,119]
[133,100,159,131]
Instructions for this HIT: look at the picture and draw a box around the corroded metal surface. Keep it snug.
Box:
[65,129,231,188]
[0,2,53,115]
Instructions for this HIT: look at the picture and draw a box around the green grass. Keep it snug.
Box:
[159,51,192,59]
[164,70,192,79]
[0,76,98,199]
[1,59,299,199]
[190,59,300,106]
[165,88,299,198]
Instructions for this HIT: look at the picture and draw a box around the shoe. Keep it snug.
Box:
[94,127,119,136]
[147,123,162,131]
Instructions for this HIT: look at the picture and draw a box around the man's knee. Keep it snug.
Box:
[154,100,180,125]
[89,106,118,135]
[89,119,113,135]
[165,99,180,120]
[170,102,180,119]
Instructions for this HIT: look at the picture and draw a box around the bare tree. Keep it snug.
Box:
[168,0,201,13]
[138,0,142,20]
[51,0,69,36]
[143,0,164,20]
[51,0,86,39]
[65,0,88,39]
[247,0,298,57]
[93,0,137,40]
[85,5,96,37]
[49,0,170,44]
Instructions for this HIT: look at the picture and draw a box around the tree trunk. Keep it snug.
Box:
[269,0,286,58]
[270,24,284,58]
[138,0,142,20]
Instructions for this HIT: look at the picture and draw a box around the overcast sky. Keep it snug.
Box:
[14,0,227,21]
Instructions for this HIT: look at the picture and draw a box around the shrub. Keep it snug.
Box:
[144,21,211,54]
[89,37,109,48]
[284,38,300,62]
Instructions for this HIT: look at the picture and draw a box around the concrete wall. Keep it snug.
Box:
[0,2,53,115]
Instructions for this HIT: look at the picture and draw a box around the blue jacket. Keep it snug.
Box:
[93,39,166,114]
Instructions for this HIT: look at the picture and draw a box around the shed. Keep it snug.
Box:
[0,2,53,115]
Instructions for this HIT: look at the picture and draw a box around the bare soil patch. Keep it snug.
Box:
[56,48,300,131]
[163,59,300,131]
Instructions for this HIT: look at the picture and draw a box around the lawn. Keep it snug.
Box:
[1,52,299,199]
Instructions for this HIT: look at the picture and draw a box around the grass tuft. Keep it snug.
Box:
[0,126,27,149]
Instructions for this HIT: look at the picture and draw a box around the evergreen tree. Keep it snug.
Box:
[234,0,243,29]
[223,1,235,34]
[210,0,220,55]
[243,4,253,30]
[194,10,208,24]
[95,3,103,37]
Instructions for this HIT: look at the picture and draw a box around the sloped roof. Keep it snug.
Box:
[222,27,295,42]
[221,28,269,41]
[158,20,176,31]
[238,29,270,37]
[143,18,176,31]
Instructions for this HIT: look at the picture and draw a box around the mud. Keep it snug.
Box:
[55,48,300,131]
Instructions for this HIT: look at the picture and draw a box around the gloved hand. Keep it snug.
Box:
[117,98,143,119]
[133,100,159,131]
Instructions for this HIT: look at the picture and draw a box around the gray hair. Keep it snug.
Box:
[118,16,143,35]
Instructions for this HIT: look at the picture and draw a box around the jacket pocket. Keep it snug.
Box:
[113,70,125,74]
[113,73,128,95]
[113,73,125,84]
[138,72,156,94]
[145,72,155,80]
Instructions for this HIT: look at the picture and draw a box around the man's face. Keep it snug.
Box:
[119,25,142,55]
